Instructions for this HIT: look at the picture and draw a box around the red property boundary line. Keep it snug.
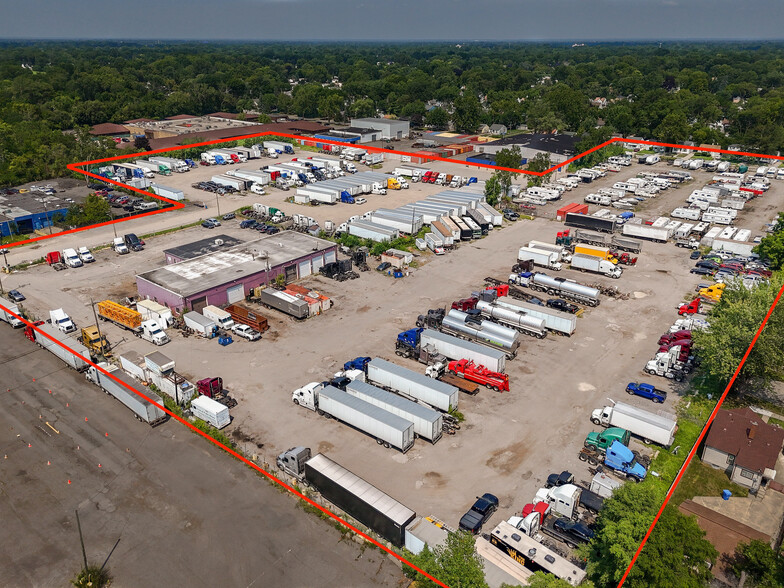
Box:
[1,132,783,587]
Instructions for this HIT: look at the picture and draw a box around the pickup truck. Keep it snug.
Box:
[626,382,667,403]
[458,493,498,534]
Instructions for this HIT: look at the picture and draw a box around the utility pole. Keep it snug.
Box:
[90,298,105,359]
[215,193,221,217]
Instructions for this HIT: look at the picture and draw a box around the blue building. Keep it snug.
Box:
[0,193,70,237]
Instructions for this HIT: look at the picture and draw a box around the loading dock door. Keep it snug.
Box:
[191,296,207,313]
[226,284,244,304]
[312,254,324,273]
[285,265,297,282]
[298,259,311,278]
[324,250,336,264]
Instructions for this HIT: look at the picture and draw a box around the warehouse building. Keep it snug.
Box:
[0,191,73,237]
[472,133,577,165]
[350,118,410,140]
[137,231,337,312]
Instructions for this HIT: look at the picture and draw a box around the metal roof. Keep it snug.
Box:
[306,452,415,527]
[368,358,458,397]
[138,231,335,298]
[162,234,244,262]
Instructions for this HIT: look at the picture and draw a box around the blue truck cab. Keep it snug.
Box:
[396,328,422,351]
[605,441,647,482]
[626,382,667,403]
[340,191,355,204]
[343,356,371,372]
[214,155,226,165]
[185,158,196,168]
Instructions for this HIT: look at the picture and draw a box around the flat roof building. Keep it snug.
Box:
[162,234,244,264]
[473,133,577,165]
[350,118,410,140]
[137,231,337,312]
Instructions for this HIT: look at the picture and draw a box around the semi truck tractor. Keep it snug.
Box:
[578,440,648,482]
[0,296,24,328]
[291,382,415,452]
[97,300,169,345]
[446,359,509,392]
[591,401,677,447]
[49,308,76,333]
[533,483,604,519]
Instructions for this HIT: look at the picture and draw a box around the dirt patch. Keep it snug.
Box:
[485,440,530,474]
[356,305,371,313]
[317,441,335,453]
[421,471,447,489]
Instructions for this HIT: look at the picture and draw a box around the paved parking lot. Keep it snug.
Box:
[0,324,401,587]
[4,152,783,548]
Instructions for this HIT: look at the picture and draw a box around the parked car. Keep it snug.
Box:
[689,250,701,260]
[696,260,720,270]
[240,219,257,229]
[355,197,367,205]
[231,324,261,341]
[625,382,667,403]
[202,220,217,229]
[546,298,579,314]
[376,262,392,272]
[6,289,25,302]
[208,218,221,227]
[222,212,236,220]
[553,517,595,544]
[458,493,499,534]
[545,470,574,489]
[690,267,714,275]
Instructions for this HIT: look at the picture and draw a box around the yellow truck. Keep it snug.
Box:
[97,300,170,345]
[78,325,111,359]
[574,244,618,264]
[698,282,725,303]
[387,177,401,190]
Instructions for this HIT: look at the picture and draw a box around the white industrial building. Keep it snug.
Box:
[350,118,410,140]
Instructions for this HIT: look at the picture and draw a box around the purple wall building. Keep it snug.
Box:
[136,231,337,312]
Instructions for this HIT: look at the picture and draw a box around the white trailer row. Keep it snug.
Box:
[28,322,91,371]
[86,363,168,426]
[366,358,459,412]
[419,329,506,373]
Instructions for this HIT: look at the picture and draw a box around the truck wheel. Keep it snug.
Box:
[585,443,597,452]
[316,409,325,416]
[627,388,634,395]
[644,368,654,375]
[629,475,642,483]
[376,439,384,445]
[591,418,602,426]
[588,456,598,466]
[485,383,492,389]
[643,438,652,445]
[675,373,684,382]
[383,442,390,449]
[492,386,499,392]
[578,453,587,462]
[653,398,663,404]
[293,399,299,405]
[395,350,403,356]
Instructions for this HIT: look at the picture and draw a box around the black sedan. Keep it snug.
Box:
[696,260,720,270]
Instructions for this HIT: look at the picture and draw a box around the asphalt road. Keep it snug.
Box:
[0,324,402,587]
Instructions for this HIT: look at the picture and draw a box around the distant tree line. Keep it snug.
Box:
[3,41,784,186]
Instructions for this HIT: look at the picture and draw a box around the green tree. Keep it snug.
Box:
[452,94,482,133]
[492,145,523,197]
[484,174,502,206]
[318,94,344,122]
[524,571,578,587]
[404,531,488,588]
[654,111,691,143]
[692,272,784,388]
[587,483,716,588]
[425,107,449,130]
[731,539,784,587]
[348,98,375,119]
[526,152,551,187]
[257,113,272,124]
[134,135,151,151]
[754,212,784,269]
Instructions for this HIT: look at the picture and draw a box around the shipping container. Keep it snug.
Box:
[259,288,309,319]
[419,329,506,373]
[346,380,443,443]
[366,358,459,412]
[190,395,231,429]
[86,363,167,426]
[304,453,416,546]
[318,385,415,452]
[225,304,269,332]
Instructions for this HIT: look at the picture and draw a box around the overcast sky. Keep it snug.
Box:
[1,0,782,41]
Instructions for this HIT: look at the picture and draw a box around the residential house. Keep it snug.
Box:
[702,407,784,491]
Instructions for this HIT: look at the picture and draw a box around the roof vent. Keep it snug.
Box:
[748,425,757,440]
[528,548,537,557]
